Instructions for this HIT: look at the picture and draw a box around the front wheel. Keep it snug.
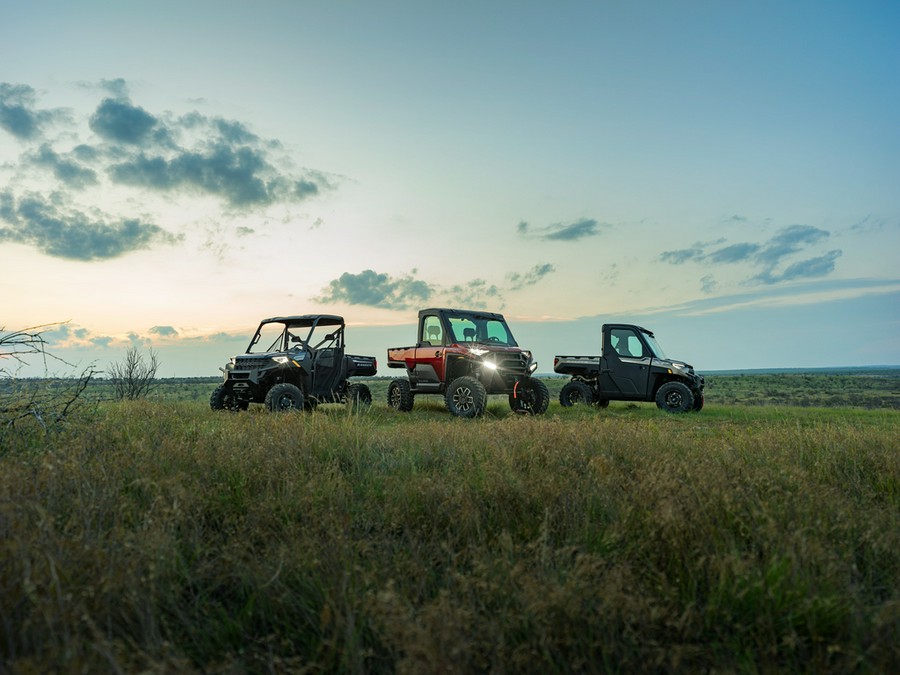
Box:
[345,383,372,413]
[559,381,593,407]
[509,377,550,415]
[445,376,487,418]
[387,378,415,412]
[265,383,305,412]
[655,381,694,413]
[692,391,704,412]
[210,384,247,411]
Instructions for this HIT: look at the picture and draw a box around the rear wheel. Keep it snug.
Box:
[345,383,372,412]
[445,376,487,418]
[655,381,694,413]
[265,383,305,412]
[510,377,550,415]
[387,378,415,412]
[559,381,593,407]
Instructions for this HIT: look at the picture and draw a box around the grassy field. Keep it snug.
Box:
[1,373,899,673]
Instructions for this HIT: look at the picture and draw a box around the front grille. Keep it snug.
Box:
[233,357,270,370]
[495,353,527,373]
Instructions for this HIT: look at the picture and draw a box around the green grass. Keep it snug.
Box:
[1,382,899,672]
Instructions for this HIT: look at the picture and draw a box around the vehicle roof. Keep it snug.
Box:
[259,314,344,327]
[602,323,653,336]
[418,307,507,321]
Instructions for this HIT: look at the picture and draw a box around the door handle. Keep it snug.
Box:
[435,351,441,357]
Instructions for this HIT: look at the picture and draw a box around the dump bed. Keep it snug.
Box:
[346,354,378,377]
[553,355,601,377]
[386,346,416,369]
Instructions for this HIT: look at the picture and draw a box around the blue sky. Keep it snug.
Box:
[2,0,898,377]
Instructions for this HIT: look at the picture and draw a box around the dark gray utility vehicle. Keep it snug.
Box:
[210,314,377,413]
[554,323,704,413]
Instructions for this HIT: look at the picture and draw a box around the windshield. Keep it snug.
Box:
[248,322,311,354]
[447,314,517,346]
[643,332,667,359]
[249,322,290,354]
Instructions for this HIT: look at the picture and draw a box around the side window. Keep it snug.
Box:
[421,315,443,346]
[611,329,645,358]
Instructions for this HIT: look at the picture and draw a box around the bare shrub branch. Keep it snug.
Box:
[0,322,73,373]
[108,345,160,400]
[1,323,97,431]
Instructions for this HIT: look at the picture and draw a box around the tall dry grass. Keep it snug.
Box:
[1,401,898,673]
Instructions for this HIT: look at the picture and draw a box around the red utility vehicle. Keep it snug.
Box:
[386,307,549,417]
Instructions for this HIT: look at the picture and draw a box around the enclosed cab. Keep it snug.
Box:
[386,307,549,417]
[210,314,377,412]
[554,323,704,413]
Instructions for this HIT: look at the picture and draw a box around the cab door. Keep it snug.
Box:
[413,313,446,391]
[601,327,652,398]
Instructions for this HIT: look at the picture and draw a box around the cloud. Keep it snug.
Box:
[28,143,99,189]
[518,218,606,241]
[700,274,718,294]
[659,224,842,285]
[89,98,159,145]
[0,190,182,260]
[724,214,748,224]
[99,78,130,98]
[149,325,178,337]
[1,80,332,233]
[316,268,514,311]
[507,263,556,290]
[103,110,324,208]
[755,224,829,267]
[315,269,433,310]
[659,247,705,265]
[0,83,69,140]
[754,250,842,284]
[445,279,503,310]
[706,242,760,264]
[109,145,279,206]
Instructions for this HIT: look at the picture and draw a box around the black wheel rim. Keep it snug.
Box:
[453,386,474,411]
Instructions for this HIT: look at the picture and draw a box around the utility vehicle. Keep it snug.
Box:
[210,314,377,413]
[386,308,548,417]
[554,323,704,413]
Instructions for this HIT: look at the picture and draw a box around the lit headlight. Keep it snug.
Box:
[273,356,291,364]
[469,347,489,356]
[483,360,497,370]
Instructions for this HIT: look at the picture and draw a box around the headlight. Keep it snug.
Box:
[469,347,489,356]
[273,356,290,364]
[527,361,538,374]
[483,360,497,370]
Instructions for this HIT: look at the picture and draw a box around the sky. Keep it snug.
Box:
[2,0,899,378]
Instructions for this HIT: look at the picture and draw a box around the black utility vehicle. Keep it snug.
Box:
[554,323,704,413]
[210,314,377,413]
